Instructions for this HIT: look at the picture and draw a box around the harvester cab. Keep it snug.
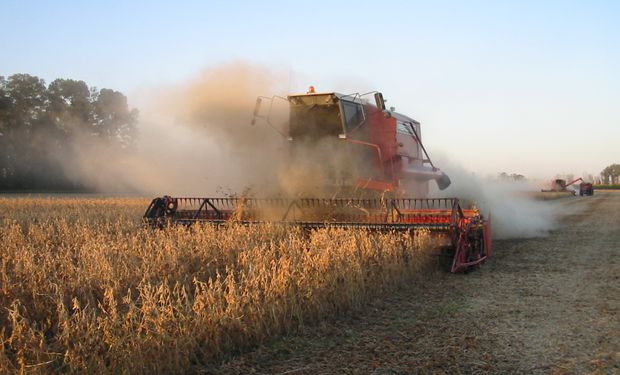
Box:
[144,89,492,273]
[251,89,451,197]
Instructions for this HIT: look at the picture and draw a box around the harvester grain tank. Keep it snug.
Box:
[144,89,492,273]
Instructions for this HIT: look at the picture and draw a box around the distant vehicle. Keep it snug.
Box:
[579,182,593,196]
[541,177,593,196]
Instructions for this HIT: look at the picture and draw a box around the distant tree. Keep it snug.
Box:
[0,76,9,182]
[498,172,525,181]
[0,73,138,190]
[601,164,620,184]
[92,88,138,148]
[3,74,47,130]
[0,74,50,188]
[47,79,92,133]
[0,76,8,131]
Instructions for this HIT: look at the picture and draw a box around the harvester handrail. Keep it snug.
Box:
[406,121,437,170]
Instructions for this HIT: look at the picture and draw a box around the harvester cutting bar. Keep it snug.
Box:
[143,196,491,273]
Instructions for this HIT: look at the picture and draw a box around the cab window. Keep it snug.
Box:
[341,100,364,131]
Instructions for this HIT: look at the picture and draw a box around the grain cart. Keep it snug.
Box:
[579,182,593,196]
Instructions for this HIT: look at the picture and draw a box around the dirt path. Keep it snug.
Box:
[209,191,619,374]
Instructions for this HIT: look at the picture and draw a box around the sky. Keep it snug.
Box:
[2,0,619,179]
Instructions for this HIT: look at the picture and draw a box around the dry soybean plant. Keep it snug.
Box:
[0,197,435,373]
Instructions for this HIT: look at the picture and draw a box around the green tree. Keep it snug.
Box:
[0,76,9,182]
[47,78,92,133]
[3,74,47,130]
[0,74,50,188]
[601,164,620,184]
[0,76,8,132]
[92,88,138,148]
[0,73,138,190]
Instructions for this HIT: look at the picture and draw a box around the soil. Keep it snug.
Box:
[207,191,620,374]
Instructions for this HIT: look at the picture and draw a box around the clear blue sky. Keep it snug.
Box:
[2,0,619,178]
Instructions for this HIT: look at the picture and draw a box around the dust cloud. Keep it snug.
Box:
[277,137,378,198]
[60,63,290,196]
[55,64,566,240]
[56,62,367,198]
[431,157,562,239]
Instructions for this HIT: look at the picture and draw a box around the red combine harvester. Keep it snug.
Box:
[542,177,594,196]
[144,89,492,273]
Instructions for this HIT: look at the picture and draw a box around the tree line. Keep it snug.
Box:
[0,74,137,190]
[600,164,620,185]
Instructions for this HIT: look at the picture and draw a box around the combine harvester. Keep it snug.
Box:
[144,88,491,273]
[541,177,593,196]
